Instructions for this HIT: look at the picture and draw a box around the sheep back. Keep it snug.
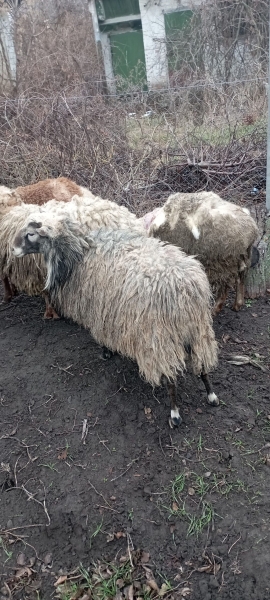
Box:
[15,177,83,205]
[149,191,259,287]
[33,193,146,235]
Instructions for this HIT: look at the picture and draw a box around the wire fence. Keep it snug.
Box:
[0,0,268,220]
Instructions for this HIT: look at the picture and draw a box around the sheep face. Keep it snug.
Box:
[13,217,89,294]
[13,221,51,257]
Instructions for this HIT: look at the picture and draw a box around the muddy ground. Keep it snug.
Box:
[0,289,270,599]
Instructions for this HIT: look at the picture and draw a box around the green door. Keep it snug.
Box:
[110,30,147,90]
[164,10,193,73]
[97,0,140,20]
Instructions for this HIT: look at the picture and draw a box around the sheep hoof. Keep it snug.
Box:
[213,304,223,315]
[52,312,60,320]
[169,409,182,428]
[207,392,219,406]
[101,347,114,360]
[232,304,242,312]
[44,308,60,320]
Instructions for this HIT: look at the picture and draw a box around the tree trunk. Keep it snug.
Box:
[245,217,270,298]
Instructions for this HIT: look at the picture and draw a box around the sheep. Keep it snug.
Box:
[0,176,85,310]
[0,176,84,210]
[13,214,219,427]
[143,191,259,314]
[1,192,145,318]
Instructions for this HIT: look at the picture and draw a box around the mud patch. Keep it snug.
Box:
[0,290,270,599]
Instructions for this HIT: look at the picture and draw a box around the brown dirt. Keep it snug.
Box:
[0,288,270,599]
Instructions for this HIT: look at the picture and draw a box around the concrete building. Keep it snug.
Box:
[88,0,200,92]
[0,4,17,93]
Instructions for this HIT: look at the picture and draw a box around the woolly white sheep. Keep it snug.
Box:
[142,191,259,313]
[13,214,219,427]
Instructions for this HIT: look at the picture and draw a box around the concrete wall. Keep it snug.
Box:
[138,0,168,90]
[90,0,203,92]
[0,11,16,93]
[139,0,203,90]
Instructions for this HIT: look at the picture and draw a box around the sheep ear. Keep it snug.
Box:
[28,220,42,228]
[36,226,49,237]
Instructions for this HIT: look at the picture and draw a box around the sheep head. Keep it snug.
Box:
[13,216,90,293]
[13,220,52,257]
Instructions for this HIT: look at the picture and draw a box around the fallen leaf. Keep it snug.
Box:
[197,565,212,573]
[140,551,150,564]
[222,334,230,343]
[115,531,126,539]
[172,502,179,512]
[29,557,36,567]
[143,586,151,595]
[159,583,170,596]
[15,567,32,579]
[127,583,134,600]
[116,578,125,588]
[188,487,195,496]
[120,555,128,563]
[58,448,67,460]
[134,581,142,590]
[204,471,211,478]
[44,552,53,566]
[227,354,268,372]
[227,354,250,365]
[181,588,191,597]
[263,454,270,466]
[17,552,26,566]
[197,563,221,575]
[148,579,159,593]
[0,462,10,472]
[251,313,258,317]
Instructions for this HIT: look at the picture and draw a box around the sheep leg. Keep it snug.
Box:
[233,271,245,312]
[201,370,219,406]
[43,293,60,320]
[3,277,14,302]
[167,381,182,428]
[213,285,229,315]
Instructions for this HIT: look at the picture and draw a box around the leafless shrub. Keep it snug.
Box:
[14,0,104,95]
[0,0,267,220]
[167,0,268,86]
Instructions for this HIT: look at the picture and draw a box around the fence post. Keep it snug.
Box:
[267,5,270,212]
